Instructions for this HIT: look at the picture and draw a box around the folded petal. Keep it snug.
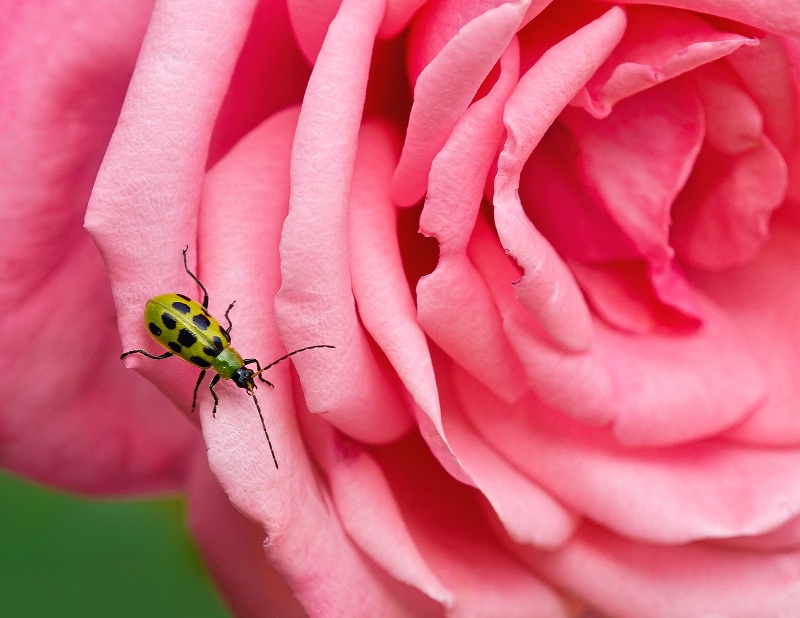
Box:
[275,0,413,444]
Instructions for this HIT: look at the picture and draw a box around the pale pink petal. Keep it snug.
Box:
[494,8,626,352]
[197,109,423,617]
[275,0,413,445]
[0,0,195,494]
[615,0,800,39]
[186,447,307,618]
[574,6,757,117]
[375,436,569,618]
[418,40,527,402]
[519,523,800,618]
[672,140,787,270]
[456,366,796,545]
[391,0,532,206]
[690,223,800,445]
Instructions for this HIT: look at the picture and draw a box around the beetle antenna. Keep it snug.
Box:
[252,393,278,469]
[254,344,336,379]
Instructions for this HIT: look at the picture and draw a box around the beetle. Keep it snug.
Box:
[121,247,334,469]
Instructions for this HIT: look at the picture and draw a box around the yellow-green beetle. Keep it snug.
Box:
[121,247,334,469]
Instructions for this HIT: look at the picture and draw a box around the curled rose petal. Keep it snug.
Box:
[275,0,414,445]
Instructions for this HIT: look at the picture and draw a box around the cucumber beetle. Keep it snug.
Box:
[121,247,334,469]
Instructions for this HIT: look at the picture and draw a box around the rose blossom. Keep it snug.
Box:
[3,0,800,616]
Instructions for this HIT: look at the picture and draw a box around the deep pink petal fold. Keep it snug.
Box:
[493,7,626,353]
[286,0,341,63]
[198,109,425,617]
[275,0,413,445]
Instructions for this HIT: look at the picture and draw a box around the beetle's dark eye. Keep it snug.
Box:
[232,367,255,389]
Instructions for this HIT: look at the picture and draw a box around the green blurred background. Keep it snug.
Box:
[0,470,229,617]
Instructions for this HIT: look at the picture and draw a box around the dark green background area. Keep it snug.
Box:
[0,471,229,618]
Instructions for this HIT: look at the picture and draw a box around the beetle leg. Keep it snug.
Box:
[191,369,206,414]
[208,374,221,417]
[120,349,173,360]
[223,301,236,338]
[182,246,210,309]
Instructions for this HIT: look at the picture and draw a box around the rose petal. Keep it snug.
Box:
[727,36,799,157]
[457,366,797,545]
[690,223,800,445]
[572,261,702,334]
[301,413,453,611]
[614,0,800,39]
[286,0,341,64]
[574,6,757,117]
[494,7,626,352]
[186,447,307,618]
[391,0,532,206]
[562,83,702,271]
[672,141,788,271]
[275,0,414,444]
[86,0,261,406]
[380,0,428,39]
[417,39,528,402]
[349,120,439,438]
[198,109,421,617]
[208,0,312,165]
[435,357,580,549]
[0,0,195,493]
[375,435,569,618]
[519,523,800,618]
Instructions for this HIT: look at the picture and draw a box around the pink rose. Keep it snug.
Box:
[4,0,800,615]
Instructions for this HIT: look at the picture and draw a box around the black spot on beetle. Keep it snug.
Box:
[203,346,218,357]
[168,342,182,353]
[161,312,177,330]
[193,314,211,330]
[148,322,162,337]
[190,356,212,368]
[176,294,190,301]
[172,301,191,314]
[178,329,197,347]
[212,336,223,350]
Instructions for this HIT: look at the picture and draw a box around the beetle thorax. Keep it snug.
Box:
[212,347,246,381]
